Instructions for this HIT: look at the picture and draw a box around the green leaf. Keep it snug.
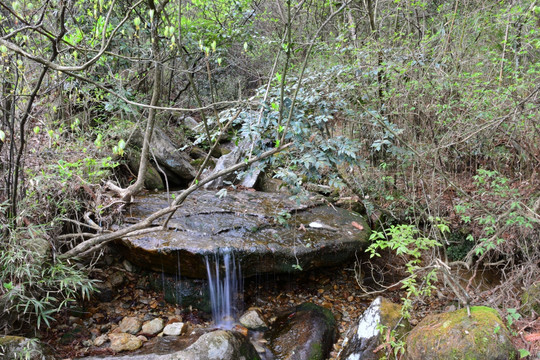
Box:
[0,129,5,142]
[518,349,530,358]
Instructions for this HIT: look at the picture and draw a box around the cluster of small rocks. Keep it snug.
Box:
[98,316,187,352]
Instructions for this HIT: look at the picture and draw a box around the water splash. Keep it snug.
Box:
[204,249,243,329]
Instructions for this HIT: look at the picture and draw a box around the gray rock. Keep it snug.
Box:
[109,332,143,352]
[109,272,125,287]
[183,116,199,131]
[141,318,164,335]
[178,330,260,360]
[189,146,208,159]
[120,190,370,278]
[122,260,134,272]
[239,309,267,331]
[126,148,164,191]
[94,281,113,302]
[78,330,259,360]
[119,317,143,335]
[131,127,197,186]
[162,322,186,336]
[269,302,337,360]
[147,274,210,312]
[148,127,196,183]
[404,306,517,360]
[256,177,289,193]
[337,296,406,360]
[239,164,261,188]
[203,139,257,189]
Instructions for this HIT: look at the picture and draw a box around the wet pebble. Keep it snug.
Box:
[109,272,124,287]
[118,316,142,335]
[122,260,134,272]
[93,334,108,347]
[163,322,186,336]
[141,318,164,335]
[239,309,267,330]
[108,332,142,352]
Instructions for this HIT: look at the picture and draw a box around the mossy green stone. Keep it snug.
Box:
[309,342,323,360]
[521,282,540,316]
[405,306,517,360]
[0,335,26,346]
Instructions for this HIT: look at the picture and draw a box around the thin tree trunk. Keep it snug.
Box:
[107,0,165,201]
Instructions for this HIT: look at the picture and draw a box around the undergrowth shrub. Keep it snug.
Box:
[0,218,96,334]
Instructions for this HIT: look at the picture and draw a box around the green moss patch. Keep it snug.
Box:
[405,306,517,360]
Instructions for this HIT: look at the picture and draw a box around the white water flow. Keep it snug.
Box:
[204,249,243,329]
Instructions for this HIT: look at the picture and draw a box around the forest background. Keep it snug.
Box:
[0,0,539,353]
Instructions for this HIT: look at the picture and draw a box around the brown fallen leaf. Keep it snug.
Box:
[351,221,363,230]
[524,333,540,342]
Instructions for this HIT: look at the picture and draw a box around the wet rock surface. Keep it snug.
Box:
[240,309,268,331]
[337,296,406,360]
[79,330,259,360]
[269,302,337,360]
[147,272,211,312]
[404,306,517,360]
[120,190,369,277]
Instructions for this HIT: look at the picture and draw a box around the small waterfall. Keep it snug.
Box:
[204,249,243,329]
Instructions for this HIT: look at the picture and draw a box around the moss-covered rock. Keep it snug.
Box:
[190,157,215,170]
[405,306,517,360]
[521,282,540,316]
[0,336,54,359]
[125,148,164,191]
[269,302,337,360]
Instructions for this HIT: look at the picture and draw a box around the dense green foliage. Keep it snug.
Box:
[0,0,538,340]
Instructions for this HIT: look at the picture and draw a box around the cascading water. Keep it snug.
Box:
[204,249,243,329]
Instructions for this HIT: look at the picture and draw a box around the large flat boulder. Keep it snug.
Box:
[119,190,369,278]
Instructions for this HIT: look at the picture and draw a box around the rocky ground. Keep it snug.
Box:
[39,254,540,359]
